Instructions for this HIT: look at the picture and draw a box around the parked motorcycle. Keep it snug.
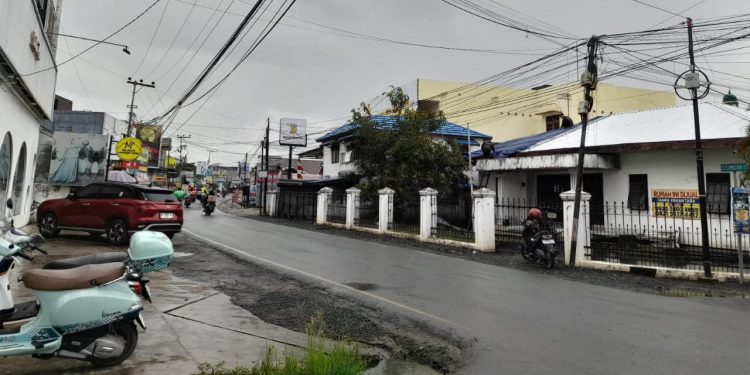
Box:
[520,208,559,269]
[0,198,172,366]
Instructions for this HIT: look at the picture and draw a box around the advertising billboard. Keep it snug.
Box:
[279,118,307,146]
[48,132,109,186]
[133,123,162,168]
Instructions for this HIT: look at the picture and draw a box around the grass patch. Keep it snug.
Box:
[198,316,368,375]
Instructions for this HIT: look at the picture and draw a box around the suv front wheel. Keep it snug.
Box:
[105,219,129,246]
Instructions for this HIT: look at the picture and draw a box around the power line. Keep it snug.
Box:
[133,0,172,75]
[23,0,164,76]
[630,0,684,18]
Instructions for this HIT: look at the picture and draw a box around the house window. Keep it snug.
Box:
[545,114,562,131]
[627,174,648,211]
[706,173,730,214]
[331,145,339,164]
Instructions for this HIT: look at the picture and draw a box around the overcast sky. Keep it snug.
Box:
[54,0,750,165]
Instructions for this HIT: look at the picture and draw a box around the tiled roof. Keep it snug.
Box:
[316,115,492,143]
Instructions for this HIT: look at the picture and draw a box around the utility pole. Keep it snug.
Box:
[262,118,270,215]
[243,152,248,182]
[176,134,190,184]
[568,36,600,267]
[677,17,713,278]
[126,78,156,136]
[207,149,216,167]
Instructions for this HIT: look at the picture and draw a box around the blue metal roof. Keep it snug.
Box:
[316,115,492,143]
[468,123,582,159]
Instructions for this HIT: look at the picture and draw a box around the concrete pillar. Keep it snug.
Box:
[267,190,279,217]
[473,187,496,252]
[378,187,395,233]
[316,187,332,224]
[560,190,591,266]
[345,187,361,229]
[420,188,438,241]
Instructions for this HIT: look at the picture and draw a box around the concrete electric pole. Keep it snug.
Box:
[126,78,156,136]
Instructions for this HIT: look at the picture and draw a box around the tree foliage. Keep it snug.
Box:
[350,86,466,198]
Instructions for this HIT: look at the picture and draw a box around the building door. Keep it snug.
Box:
[583,173,604,225]
[536,174,570,205]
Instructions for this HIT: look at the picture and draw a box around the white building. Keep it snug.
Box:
[0,0,60,226]
[478,103,750,272]
[316,115,492,181]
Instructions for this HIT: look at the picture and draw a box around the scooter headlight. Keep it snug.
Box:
[129,301,142,311]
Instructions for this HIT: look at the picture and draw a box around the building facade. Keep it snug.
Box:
[1,0,60,226]
[397,79,676,143]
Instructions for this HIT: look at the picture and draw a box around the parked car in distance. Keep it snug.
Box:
[37,182,183,245]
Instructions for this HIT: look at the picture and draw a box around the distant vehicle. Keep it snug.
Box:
[37,182,183,245]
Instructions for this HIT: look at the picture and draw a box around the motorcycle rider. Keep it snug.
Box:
[173,186,186,202]
[522,208,544,251]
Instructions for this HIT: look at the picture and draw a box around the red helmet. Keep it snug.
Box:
[528,208,543,219]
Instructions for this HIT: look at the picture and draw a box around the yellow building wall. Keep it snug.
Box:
[416,79,676,142]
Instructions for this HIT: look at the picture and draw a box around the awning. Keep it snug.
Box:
[477,153,619,171]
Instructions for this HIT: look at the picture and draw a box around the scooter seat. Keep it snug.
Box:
[43,252,129,270]
[23,263,126,291]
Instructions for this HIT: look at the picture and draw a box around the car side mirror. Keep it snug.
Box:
[67,193,76,200]
[5,198,12,210]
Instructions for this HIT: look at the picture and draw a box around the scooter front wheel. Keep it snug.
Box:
[89,321,138,367]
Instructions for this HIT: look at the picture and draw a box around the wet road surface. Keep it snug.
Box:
[183,206,750,375]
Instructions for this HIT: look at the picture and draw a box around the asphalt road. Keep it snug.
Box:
[182,206,750,375]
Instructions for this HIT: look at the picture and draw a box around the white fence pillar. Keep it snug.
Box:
[378,187,395,233]
[267,190,279,217]
[420,188,438,240]
[473,188,496,252]
[345,187,361,229]
[316,187,332,224]
[560,190,591,266]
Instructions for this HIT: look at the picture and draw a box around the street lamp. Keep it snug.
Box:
[51,33,131,55]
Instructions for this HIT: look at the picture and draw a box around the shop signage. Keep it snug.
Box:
[651,189,700,219]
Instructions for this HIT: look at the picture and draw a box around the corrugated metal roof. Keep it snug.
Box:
[316,115,492,143]
[468,123,585,159]
[527,103,750,152]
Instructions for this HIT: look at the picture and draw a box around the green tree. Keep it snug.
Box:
[350,86,466,199]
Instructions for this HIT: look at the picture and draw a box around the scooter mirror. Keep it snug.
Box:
[30,233,45,246]
[5,198,11,210]
[0,220,8,232]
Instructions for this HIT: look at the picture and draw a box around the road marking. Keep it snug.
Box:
[182,229,464,330]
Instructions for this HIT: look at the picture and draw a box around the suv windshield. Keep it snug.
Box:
[141,190,177,202]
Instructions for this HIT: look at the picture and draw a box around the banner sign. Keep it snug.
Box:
[49,132,109,186]
[651,189,700,219]
[133,124,162,168]
[721,163,748,173]
[115,137,142,161]
[733,187,750,235]
[279,118,307,146]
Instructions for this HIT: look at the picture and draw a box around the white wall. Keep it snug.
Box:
[322,144,356,179]
[0,0,57,118]
[0,87,42,226]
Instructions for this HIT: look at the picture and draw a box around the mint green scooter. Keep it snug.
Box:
[0,200,173,366]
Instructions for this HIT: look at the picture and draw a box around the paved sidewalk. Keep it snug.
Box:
[0,228,331,375]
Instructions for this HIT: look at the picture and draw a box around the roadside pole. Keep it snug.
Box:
[125,78,156,136]
[105,136,113,182]
[262,119,270,216]
[673,18,713,278]
[568,36,599,267]
[287,145,293,180]
[730,168,747,284]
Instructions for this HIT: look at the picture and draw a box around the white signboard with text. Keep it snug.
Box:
[279,118,307,146]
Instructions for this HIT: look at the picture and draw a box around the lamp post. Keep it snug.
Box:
[49,33,131,55]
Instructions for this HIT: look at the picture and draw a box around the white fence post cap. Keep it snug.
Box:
[345,187,361,194]
[559,190,591,201]
[419,188,438,196]
[378,187,395,195]
[319,187,333,194]
[472,187,495,198]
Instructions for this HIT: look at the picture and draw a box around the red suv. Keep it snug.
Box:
[37,182,183,245]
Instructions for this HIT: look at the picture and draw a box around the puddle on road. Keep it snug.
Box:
[365,359,441,375]
[345,282,379,291]
[656,287,750,299]
[172,251,194,258]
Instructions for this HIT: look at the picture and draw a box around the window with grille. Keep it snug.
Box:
[627,174,648,211]
[545,114,562,131]
[331,145,339,164]
[706,173,730,214]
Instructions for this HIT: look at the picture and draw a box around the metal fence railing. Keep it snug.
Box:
[355,194,379,229]
[433,195,474,243]
[277,190,317,221]
[327,192,347,224]
[585,202,750,274]
[389,195,420,235]
[494,198,564,253]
